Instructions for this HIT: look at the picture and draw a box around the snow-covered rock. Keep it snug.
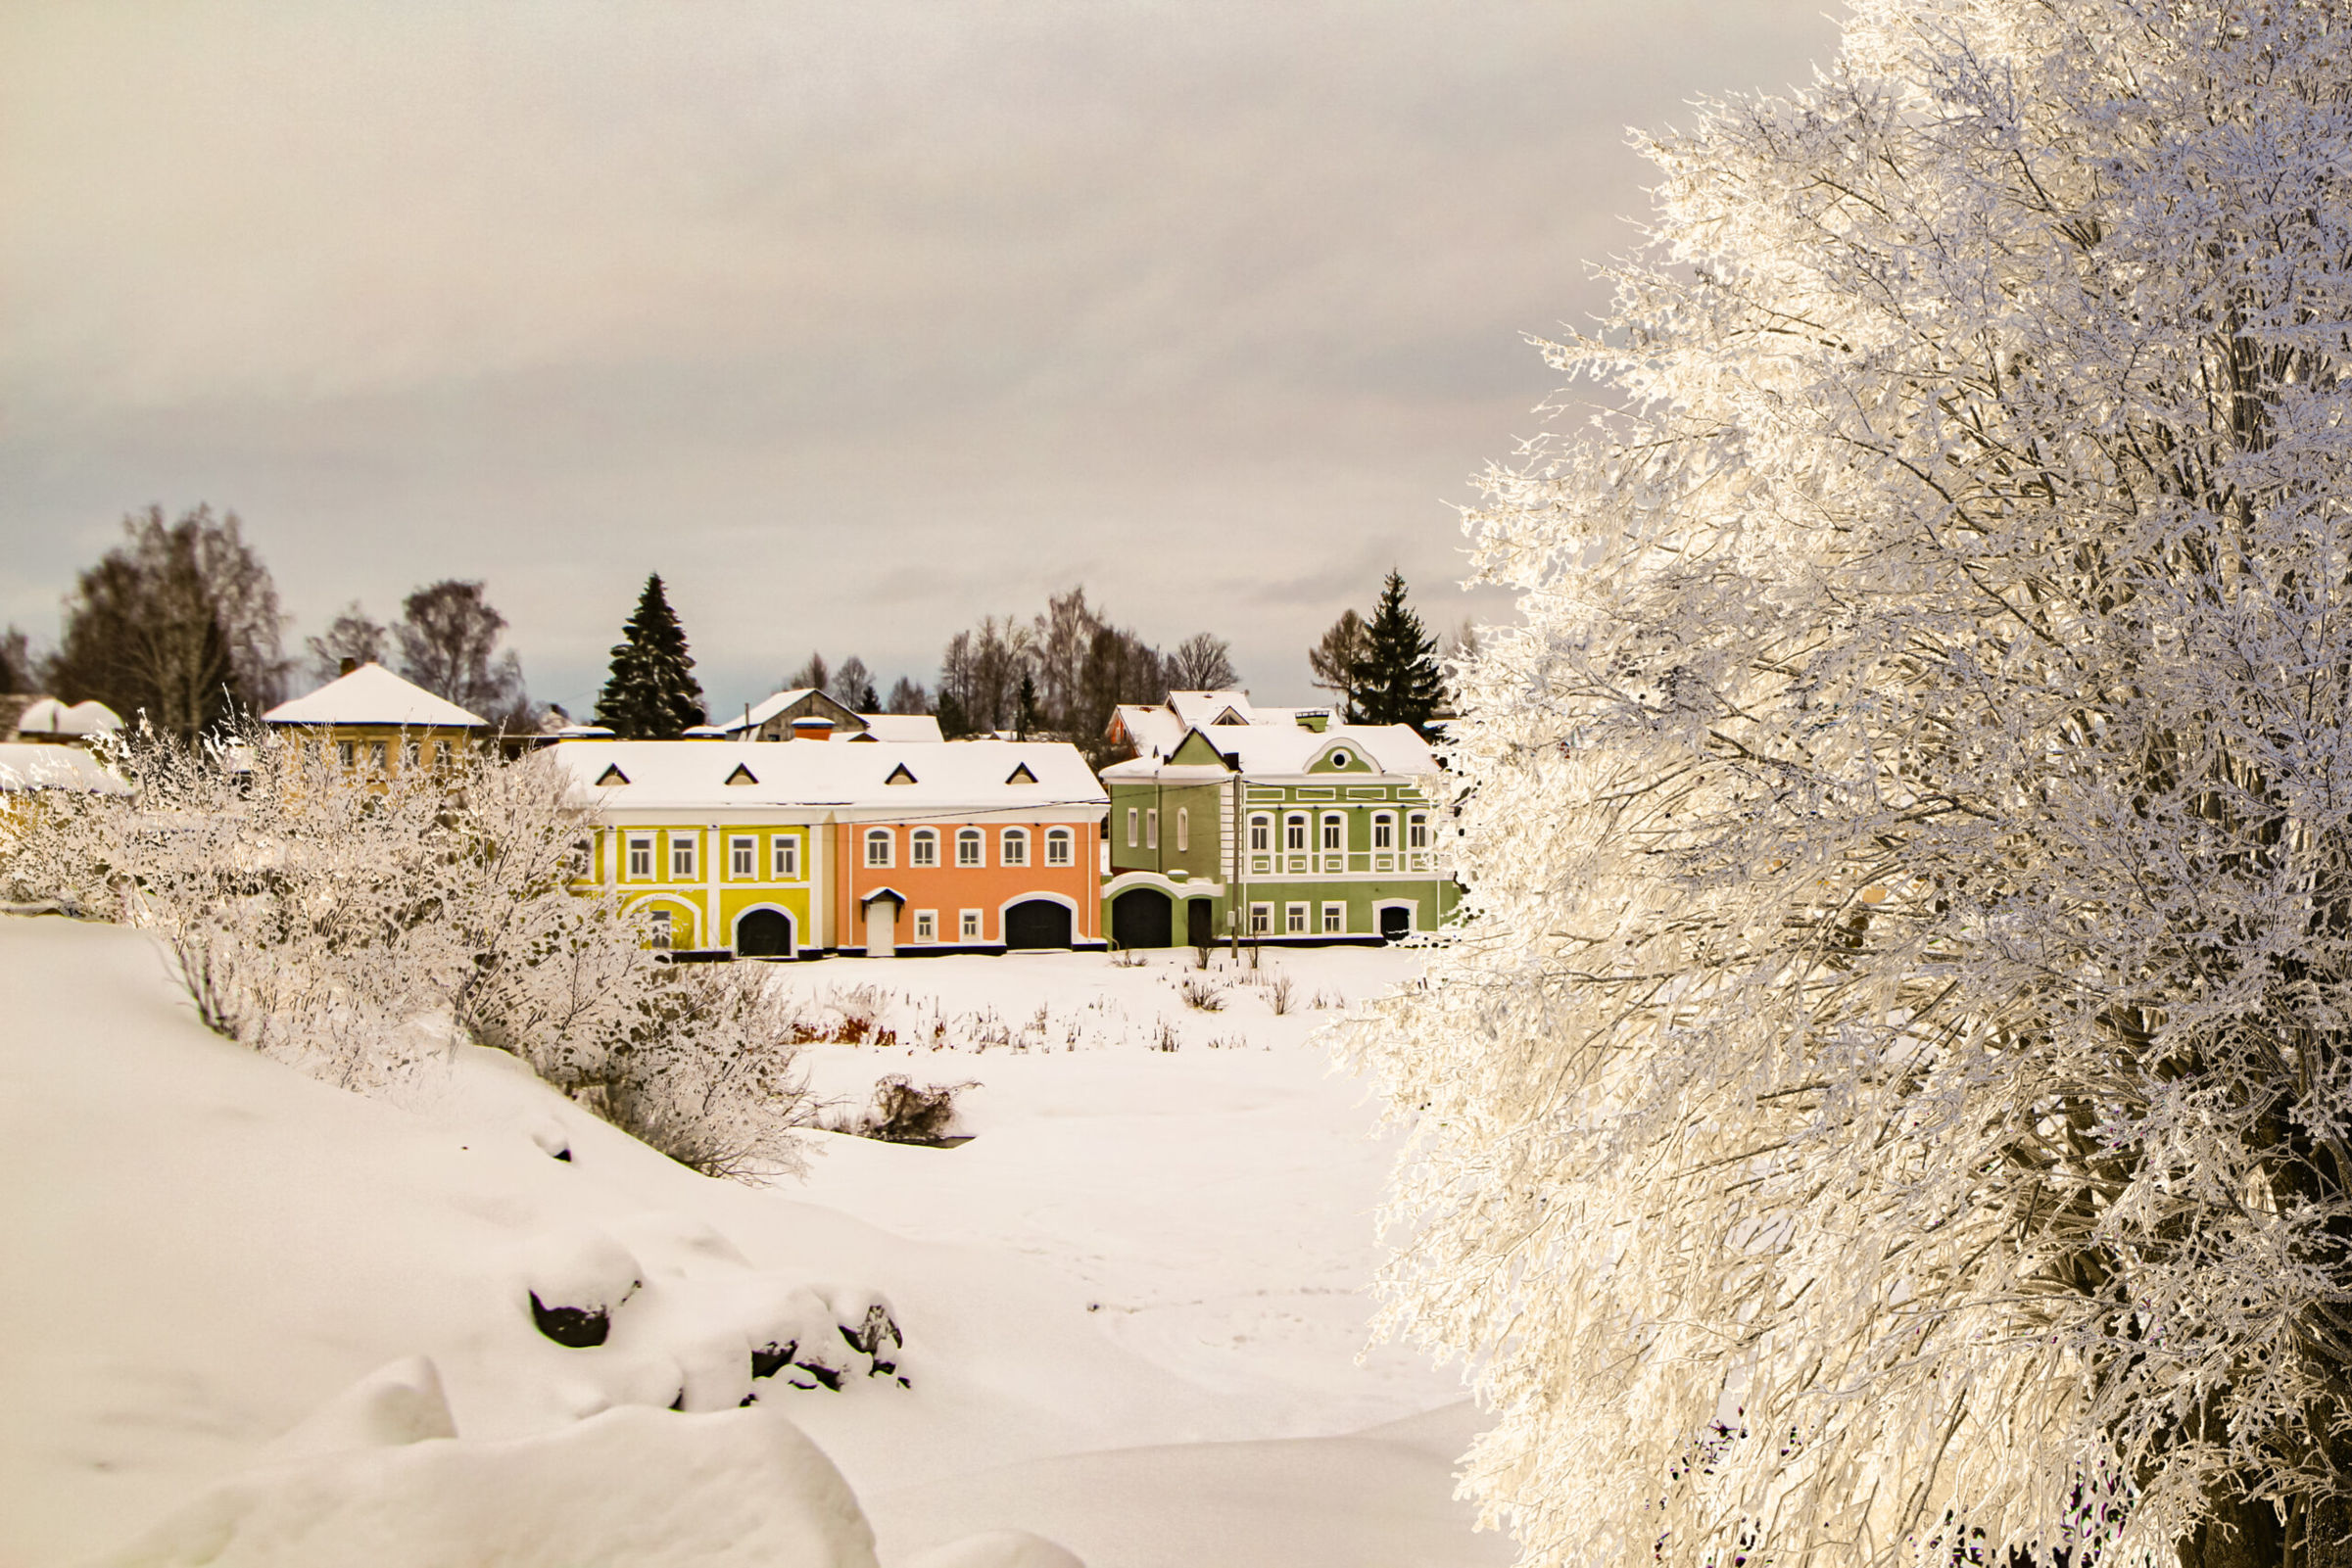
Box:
[522,1226,643,1347]
[90,1403,877,1568]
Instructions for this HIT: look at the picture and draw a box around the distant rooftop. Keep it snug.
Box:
[262,663,488,730]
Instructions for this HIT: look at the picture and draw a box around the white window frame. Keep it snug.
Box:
[1127,807,1139,847]
[960,909,983,941]
[1284,814,1308,852]
[1372,813,1395,850]
[1285,902,1309,934]
[1249,902,1272,936]
[865,829,893,868]
[729,835,756,879]
[1328,747,1353,769]
[1045,827,1074,866]
[1322,902,1346,935]
[956,828,984,867]
[1145,809,1158,850]
[1408,813,1430,851]
[913,909,937,942]
[627,834,653,879]
[1320,813,1344,853]
[338,739,356,768]
[648,908,673,949]
[911,828,939,867]
[772,835,799,879]
[1249,814,1272,852]
[1002,827,1030,866]
[669,833,697,879]
[368,739,387,769]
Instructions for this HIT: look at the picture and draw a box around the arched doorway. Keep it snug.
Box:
[736,908,794,958]
[1004,899,1074,950]
[1111,886,1174,949]
[1378,905,1414,942]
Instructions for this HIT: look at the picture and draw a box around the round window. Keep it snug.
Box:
[1329,749,1351,768]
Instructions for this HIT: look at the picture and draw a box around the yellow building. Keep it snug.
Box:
[262,660,487,773]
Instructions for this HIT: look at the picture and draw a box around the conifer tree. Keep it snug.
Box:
[594,575,704,739]
[1348,571,1440,733]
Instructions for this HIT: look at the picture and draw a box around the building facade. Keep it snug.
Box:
[1098,705,1458,948]
[261,661,488,773]
[553,738,1105,957]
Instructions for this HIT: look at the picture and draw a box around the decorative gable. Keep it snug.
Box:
[1005,762,1038,784]
[724,763,758,785]
[1168,730,1231,768]
[885,762,917,785]
[1211,707,1247,726]
[595,764,630,786]
[1310,743,1368,774]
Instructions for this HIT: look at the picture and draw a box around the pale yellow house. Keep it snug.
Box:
[262,661,487,774]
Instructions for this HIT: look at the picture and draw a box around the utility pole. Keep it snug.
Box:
[1229,770,1242,962]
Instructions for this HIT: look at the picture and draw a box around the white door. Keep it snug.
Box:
[866,899,896,958]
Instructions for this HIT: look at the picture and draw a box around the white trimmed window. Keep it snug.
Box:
[1284,814,1308,852]
[1322,902,1345,934]
[960,909,983,941]
[1002,828,1030,866]
[730,835,755,878]
[1408,813,1429,850]
[1127,807,1138,847]
[914,910,937,942]
[772,835,799,879]
[912,829,939,867]
[338,739,356,768]
[1249,902,1272,935]
[865,829,893,868]
[1249,815,1272,852]
[670,834,697,879]
[1145,809,1158,850]
[1285,902,1309,934]
[626,834,653,879]
[1176,808,1188,852]
[957,828,984,867]
[1045,827,1074,866]
[369,740,387,768]
[1320,814,1343,852]
[402,736,420,769]
[1372,813,1395,850]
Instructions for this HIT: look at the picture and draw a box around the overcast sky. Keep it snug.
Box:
[0,2,1842,714]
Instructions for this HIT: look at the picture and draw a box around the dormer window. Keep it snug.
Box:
[886,763,917,785]
[724,763,758,785]
[1005,762,1038,784]
[596,764,630,786]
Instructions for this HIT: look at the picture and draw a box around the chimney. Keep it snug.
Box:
[339,656,360,677]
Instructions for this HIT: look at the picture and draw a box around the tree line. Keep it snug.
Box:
[7,505,537,741]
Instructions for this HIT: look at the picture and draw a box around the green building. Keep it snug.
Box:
[1098,693,1459,948]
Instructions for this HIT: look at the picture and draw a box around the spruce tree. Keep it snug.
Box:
[1349,571,1440,734]
[594,574,704,738]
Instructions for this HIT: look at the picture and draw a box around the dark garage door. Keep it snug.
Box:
[1004,899,1074,950]
[737,908,795,957]
[1378,905,1413,941]
[1186,899,1214,948]
[1111,887,1174,949]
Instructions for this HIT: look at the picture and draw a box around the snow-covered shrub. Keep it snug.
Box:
[0,722,812,1177]
[1344,3,2352,1563]
[829,1074,973,1146]
[585,961,812,1181]
[1178,976,1225,1012]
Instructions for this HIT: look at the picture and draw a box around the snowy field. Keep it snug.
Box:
[0,918,1506,1567]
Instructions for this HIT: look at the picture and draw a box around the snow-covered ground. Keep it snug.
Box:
[0,920,1503,1567]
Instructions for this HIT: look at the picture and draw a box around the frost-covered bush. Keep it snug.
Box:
[0,722,810,1177]
[1344,3,2352,1565]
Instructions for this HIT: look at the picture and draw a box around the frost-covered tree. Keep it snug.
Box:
[1345,5,2352,1566]
[595,574,703,738]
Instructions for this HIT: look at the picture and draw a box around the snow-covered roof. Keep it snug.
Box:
[0,742,127,793]
[263,663,487,729]
[852,713,943,743]
[1113,692,1339,762]
[1100,722,1435,781]
[12,697,123,737]
[552,739,1107,814]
